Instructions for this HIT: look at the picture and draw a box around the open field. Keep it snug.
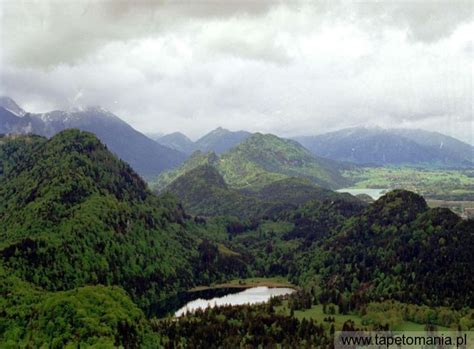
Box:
[343,167,474,201]
[427,199,474,219]
[276,303,452,332]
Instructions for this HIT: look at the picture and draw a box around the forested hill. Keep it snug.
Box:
[289,190,474,308]
[0,130,248,346]
[154,133,349,192]
[0,130,194,301]
[1,130,472,346]
[165,164,361,219]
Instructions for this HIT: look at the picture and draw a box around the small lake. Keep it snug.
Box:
[337,188,388,200]
[175,286,295,317]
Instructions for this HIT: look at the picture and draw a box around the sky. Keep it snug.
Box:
[0,0,472,144]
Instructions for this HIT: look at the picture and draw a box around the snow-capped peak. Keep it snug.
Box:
[0,96,26,117]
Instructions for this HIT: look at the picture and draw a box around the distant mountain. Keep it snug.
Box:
[219,133,348,190]
[390,128,474,165]
[156,132,197,155]
[0,96,26,116]
[146,131,164,140]
[152,127,251,155]
[154,133,348,192]
[195,127,251,154]
[0,107,23,133]
[294,127,474,167]
[0,98,186,178]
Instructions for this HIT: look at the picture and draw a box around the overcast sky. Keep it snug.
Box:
[0,1,472,143]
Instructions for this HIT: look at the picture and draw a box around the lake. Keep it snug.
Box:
[174,286,295,317]
[336,188,388,200]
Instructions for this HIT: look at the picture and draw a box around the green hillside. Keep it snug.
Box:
[153,133,348,192]
[195,127,251,154]
[219,133,347,190]
[164,165,269,218]
[164,164,359,219]
[1,131,472,346]
[0,266,144,348]
[286,190,474,308]
[0,130,195,307]
[0,130,247,305]
[153,150,218,192]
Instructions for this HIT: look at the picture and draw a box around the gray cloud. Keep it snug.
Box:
[354,1,473,43]
[0,1,472,144]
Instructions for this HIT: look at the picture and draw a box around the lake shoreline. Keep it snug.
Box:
[175,286,296,317]
[188,279,297,293]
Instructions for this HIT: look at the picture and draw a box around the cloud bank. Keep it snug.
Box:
[0,0,472,144]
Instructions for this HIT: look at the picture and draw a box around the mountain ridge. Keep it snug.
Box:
[153,132,349,192]
[294,127,474,167]
[0,98,187,178]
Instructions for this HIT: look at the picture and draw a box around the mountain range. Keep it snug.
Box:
[153,132,349,193]
[156,126,473,168]
[155,127,251,155]
[294,127,474,167]
[0,97,186,179]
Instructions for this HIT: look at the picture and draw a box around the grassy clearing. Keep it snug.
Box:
[275,303,453,332]
[275,303,364,330]
[343,166,474,201]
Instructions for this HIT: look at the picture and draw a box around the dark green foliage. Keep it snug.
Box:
[165,165,359,219]
[195,239,248,285]
[0,130,251,319]
[164,165,281,219]
[314,191,473,308]
[0,266,144,348]
[247,177,343,204]
[288,290,313,311]
[164,165,267,219]
[150,303,331,348]
[153,132,349,192]
[204,189,472,310]
[0,130,196,310]
[1,128,472,346]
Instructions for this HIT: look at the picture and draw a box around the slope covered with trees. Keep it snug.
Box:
[164,164,359,219]
[0,131,248,308]
[1,130,472,346]
[286,191,474,309]
[153,133,348,193]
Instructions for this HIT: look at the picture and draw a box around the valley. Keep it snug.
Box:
[0,108,472,347]
[2,2,472,347]
[342,166,474,217]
